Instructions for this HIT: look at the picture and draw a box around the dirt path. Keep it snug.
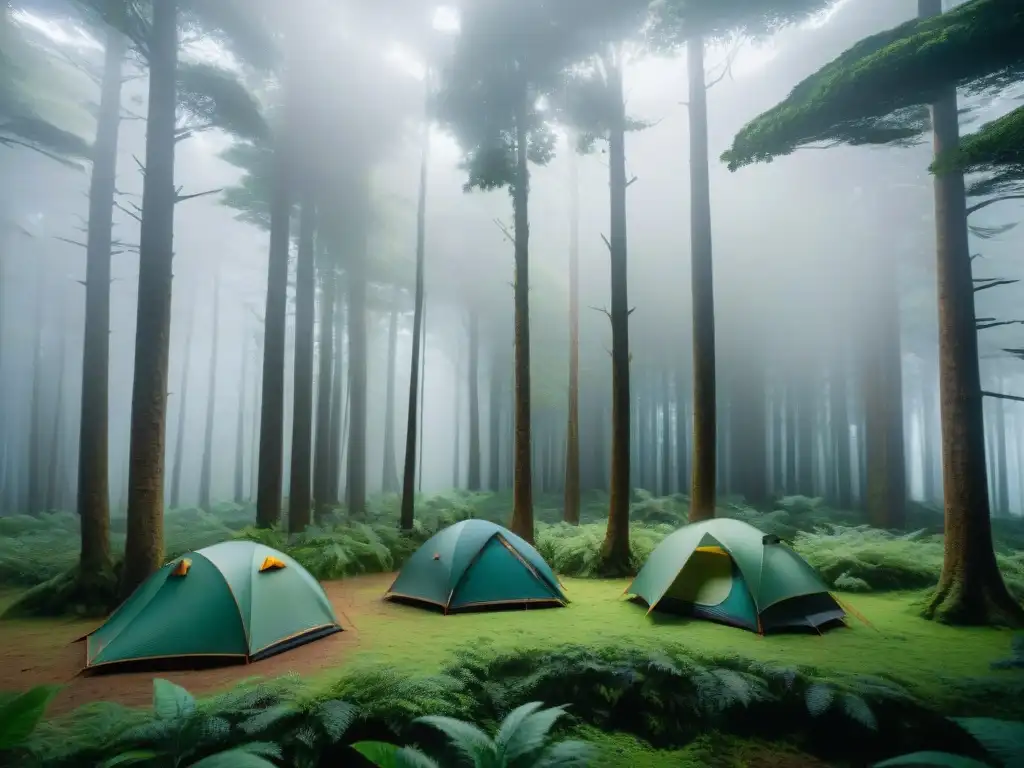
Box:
[0,573,396,717]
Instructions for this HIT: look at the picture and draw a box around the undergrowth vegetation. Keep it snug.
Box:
[12,643,1021,767]
[2,490,1024,618]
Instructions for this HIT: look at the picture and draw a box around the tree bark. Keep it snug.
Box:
[170,292,197,509]
[288,195,316,532]
[46,299,67,513]
[381,285,401,494]
[687,34,716,522]
[400,119,429,531]
[327,288,345,504]
[919,0,1023,627]
[993,381,1009,517]
[255,96,293,529]
[488,344,503,492]
[313,264,335,516]
[564,143,581,523]
[346,202,369,518]
[198,273,221,509]
[233,334,248,503]
[467,307,481,490]
[77,27,123,583]
[28,259,45,514]
[508,95,535,543]
[601,54,631,574]
[121,0,178,598]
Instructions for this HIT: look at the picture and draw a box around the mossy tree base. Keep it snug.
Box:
[922,574,1024,628]
[2,563,121,620]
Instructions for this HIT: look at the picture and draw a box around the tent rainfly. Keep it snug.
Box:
[385,519,567,613]
[84,540,341,670]
[625,518,846,634]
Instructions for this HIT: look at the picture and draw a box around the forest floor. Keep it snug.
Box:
[0,574,1016,719]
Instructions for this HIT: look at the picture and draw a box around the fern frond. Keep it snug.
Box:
[805,683,835,717]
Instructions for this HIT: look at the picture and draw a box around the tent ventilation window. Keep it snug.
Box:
[762,534,782,546]
[432,553,441,561]
[170,558,191,577]
[259,556,286,572]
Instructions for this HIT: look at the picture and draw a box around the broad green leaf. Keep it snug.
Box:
[188,748,279,768]
[873,752,994,767]
[951,718,1024,768]
[152,679,196,720]
[533,739,594,767]
[0,685,60,750]
[413,715,495,764]
[98,750,163,768]
[351,741,440,768]
[501,704,569,762]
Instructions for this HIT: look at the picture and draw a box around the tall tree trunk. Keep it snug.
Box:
[994,381,1009,517]
[675,361,689,493]
[46,301,67,513]
[346,209,369,518]
[400,118,429,531]
[489,345,502,492]
[77,27,123,584]
[453,340,461,488]
[313,265,335,515]
[863,253,906,528]
[601,54,631,574]
[233,335,248,503]
[467,307,481,490]
[922,369,938,503]
[687,34,716,522]
[170,293,197,509]
[918,0,1023,627]
[508,96,535,543]
[249,357,260,501]
[327,290,345,504]
[564,143,581,523]
[660,368,672,497]
[198,273,221,509]
[417,298,427,493]
[796,376,814,494]
[121,0,178,598]
[28,261,45,514]
[256,93,294,529]
[381,286,401,493]
[289,196,316,532]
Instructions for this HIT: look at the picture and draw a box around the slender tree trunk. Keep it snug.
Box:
[249,359,260,501]
[994,381,1009,517]
[796,376,814,494]
[508,96,535,544]
[489,345,502,492]
[417,298,427,493]
[400,118,429,531]
[381,286,401,493]
[288,196,316,532]
[28,262,45,514]
[327,291,345,504]
[170,294,197,509]
[467,307,481,490]
[233,336,248,503]
[675,361,689,494]
[313,265,335,515]
[198,273,221,509]
[687,35,716,522]
[601,55,631,573]
[46,301,67,513]
[453,340,461,488]
[77,28,123,583]
[346,210,369,518]
[922,369,938,503]
[919,0,1023,627]
[564,143,581,523]
[121,0,178,598]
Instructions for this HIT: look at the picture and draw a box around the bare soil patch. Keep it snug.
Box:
[0,573,396,717]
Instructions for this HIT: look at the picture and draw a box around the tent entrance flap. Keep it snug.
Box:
[450,536,561,609]
[656,551,760,631]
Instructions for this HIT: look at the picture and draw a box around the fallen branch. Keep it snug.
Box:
[983,390,1024,404]
[175,187,223,204]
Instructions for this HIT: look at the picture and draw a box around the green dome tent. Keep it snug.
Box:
[385,519,567,613]
[84,541,341,670]
[625,518,845,634]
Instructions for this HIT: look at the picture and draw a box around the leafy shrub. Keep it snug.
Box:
[0,685,59,761]
[873,717,1024,767]
[354,701,592,767]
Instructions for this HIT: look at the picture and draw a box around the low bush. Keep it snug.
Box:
[18,643,1019,767]
[3,491,1024,616]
